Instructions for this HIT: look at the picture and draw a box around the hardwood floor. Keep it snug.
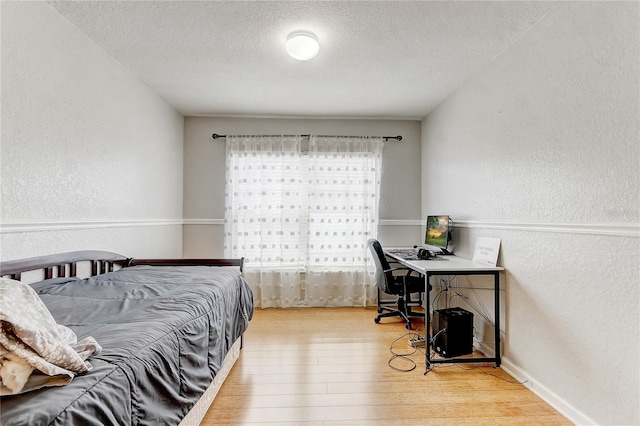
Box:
[201,307,570,425]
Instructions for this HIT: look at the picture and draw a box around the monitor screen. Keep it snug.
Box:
[425,215,450,249]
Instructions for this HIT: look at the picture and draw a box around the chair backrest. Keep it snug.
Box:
[367,238,394,293]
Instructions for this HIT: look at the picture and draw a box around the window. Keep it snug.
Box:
[224,135,382,307]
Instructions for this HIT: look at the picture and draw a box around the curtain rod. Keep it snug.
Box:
[211,133,402,141]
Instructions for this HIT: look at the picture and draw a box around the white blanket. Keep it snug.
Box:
[0,277,101,395]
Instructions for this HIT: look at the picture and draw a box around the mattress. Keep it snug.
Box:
[0,265,253,425]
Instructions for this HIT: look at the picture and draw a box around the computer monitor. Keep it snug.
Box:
[425,215,451,253]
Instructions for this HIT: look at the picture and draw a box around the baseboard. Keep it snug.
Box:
[473,341,592,425]
[499,357,595,425]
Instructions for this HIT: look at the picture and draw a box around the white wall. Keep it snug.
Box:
[182,117,422,257]
[421,2,639,425]
[0,1,184,260]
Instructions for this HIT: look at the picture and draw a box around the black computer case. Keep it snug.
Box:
[432,307,474,358]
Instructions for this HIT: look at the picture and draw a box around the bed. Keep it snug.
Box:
[0,251,254,425]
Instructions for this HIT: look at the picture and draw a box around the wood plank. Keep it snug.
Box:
[201,307,570,425]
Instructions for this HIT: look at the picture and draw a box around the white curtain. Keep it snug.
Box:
[224,135,382,308]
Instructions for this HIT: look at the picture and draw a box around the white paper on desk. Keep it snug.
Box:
[472,237,501,266]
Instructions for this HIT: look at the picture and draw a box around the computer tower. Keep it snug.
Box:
[432,307,474,357]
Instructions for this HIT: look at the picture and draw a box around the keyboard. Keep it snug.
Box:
[386,249,420,260]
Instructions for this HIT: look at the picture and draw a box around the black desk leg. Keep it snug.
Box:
[425,271,432,371]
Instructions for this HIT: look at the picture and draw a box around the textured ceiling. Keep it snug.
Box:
[49,1,555,119]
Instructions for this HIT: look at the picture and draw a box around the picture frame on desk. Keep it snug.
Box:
[472,237,501,266]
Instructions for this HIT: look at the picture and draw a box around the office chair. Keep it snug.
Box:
[367,238,431,330]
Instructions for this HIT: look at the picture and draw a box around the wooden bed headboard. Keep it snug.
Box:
[0,250,244,281]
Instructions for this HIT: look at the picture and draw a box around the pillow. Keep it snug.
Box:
[28,276,80,292]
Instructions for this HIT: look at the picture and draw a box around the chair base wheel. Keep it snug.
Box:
[374,317,381,324]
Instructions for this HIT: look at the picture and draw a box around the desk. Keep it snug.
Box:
[384,250,504,371]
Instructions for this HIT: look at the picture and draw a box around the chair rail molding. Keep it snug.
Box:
[4,219,636,238]
[378,219,638,238]
[455,219,639,238]
[0,219,183,234]
[183,219,225,226]
[379,220,422,226]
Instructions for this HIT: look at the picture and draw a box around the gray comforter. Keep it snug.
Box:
[0,265,253,425]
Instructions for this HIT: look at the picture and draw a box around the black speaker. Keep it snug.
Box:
[432,307,474,357]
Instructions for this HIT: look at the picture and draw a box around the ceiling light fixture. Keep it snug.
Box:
[286,31,320,61]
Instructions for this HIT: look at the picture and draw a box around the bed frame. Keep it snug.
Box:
[0,250,244,281]
[0,250,246,426]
